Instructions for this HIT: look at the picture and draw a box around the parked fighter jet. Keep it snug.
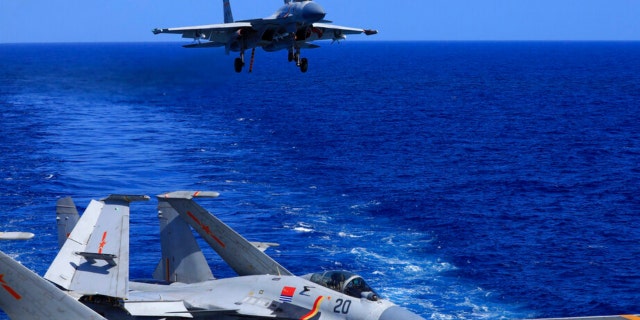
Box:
[0,191,424,319]
[2,194,640,319]
[152,0,378,73]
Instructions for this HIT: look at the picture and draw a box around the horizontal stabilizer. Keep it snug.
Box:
[75,252,118,266]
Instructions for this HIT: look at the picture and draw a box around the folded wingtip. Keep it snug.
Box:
[158,191,220,200]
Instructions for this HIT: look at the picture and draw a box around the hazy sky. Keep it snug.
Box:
[1,0,639,43]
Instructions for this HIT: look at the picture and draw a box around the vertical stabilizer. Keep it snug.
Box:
[159,191,293,277]
[45,195,149,299]
[56,196,79,248]
[153,197,214,283]
[0,250,106,320]
[223,0,234,23]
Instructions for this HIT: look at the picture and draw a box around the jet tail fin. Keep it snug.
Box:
[152,197,214,283]
[0,250,106,319]
[223,0,234,23]
[44,195,149,299]
[56,196,79,248]
[159,191,293,277]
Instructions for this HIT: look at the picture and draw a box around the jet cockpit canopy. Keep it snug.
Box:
[303,270,379,301]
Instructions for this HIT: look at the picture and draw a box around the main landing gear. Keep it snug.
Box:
[234,56,244,73]
[234,48,308,73]
[234,48,257,73]
[288,48,308,73]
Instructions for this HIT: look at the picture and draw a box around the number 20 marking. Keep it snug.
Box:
[334,298,352,314]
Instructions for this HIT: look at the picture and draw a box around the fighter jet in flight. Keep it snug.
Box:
[0,191,423,319]
[152,0,378,73]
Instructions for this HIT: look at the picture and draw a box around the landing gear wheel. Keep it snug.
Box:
[234,58,244,73]
[288,51,294,62]
[299,58,308,73]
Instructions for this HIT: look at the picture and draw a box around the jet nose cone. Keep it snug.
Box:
[302,2,326,22]
[379,306,426,320]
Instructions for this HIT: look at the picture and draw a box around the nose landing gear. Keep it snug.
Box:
[289,48,309,73]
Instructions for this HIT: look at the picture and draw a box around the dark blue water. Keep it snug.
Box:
[1,42,639,319]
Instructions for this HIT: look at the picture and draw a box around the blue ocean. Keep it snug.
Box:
[1,41,639,319]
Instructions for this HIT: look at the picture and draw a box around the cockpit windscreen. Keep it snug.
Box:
[304,271,379,300]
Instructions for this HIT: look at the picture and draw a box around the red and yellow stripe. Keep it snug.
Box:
[300,296,324,320]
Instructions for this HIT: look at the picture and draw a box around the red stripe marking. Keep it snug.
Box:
[0,275,21,300]
[300,296,324,320]
[98,231,107,254]
[187,211,226,248]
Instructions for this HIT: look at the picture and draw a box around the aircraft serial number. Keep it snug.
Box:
[334,299,352,314]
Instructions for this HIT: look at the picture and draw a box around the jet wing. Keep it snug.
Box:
[159,191,293,277]
[153,22,253,43]
[0,250,107,320]
[310,22,378,41]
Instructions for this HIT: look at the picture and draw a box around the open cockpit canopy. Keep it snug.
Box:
[303,270,379,301]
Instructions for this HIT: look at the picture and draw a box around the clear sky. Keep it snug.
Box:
[1,0,639,43]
